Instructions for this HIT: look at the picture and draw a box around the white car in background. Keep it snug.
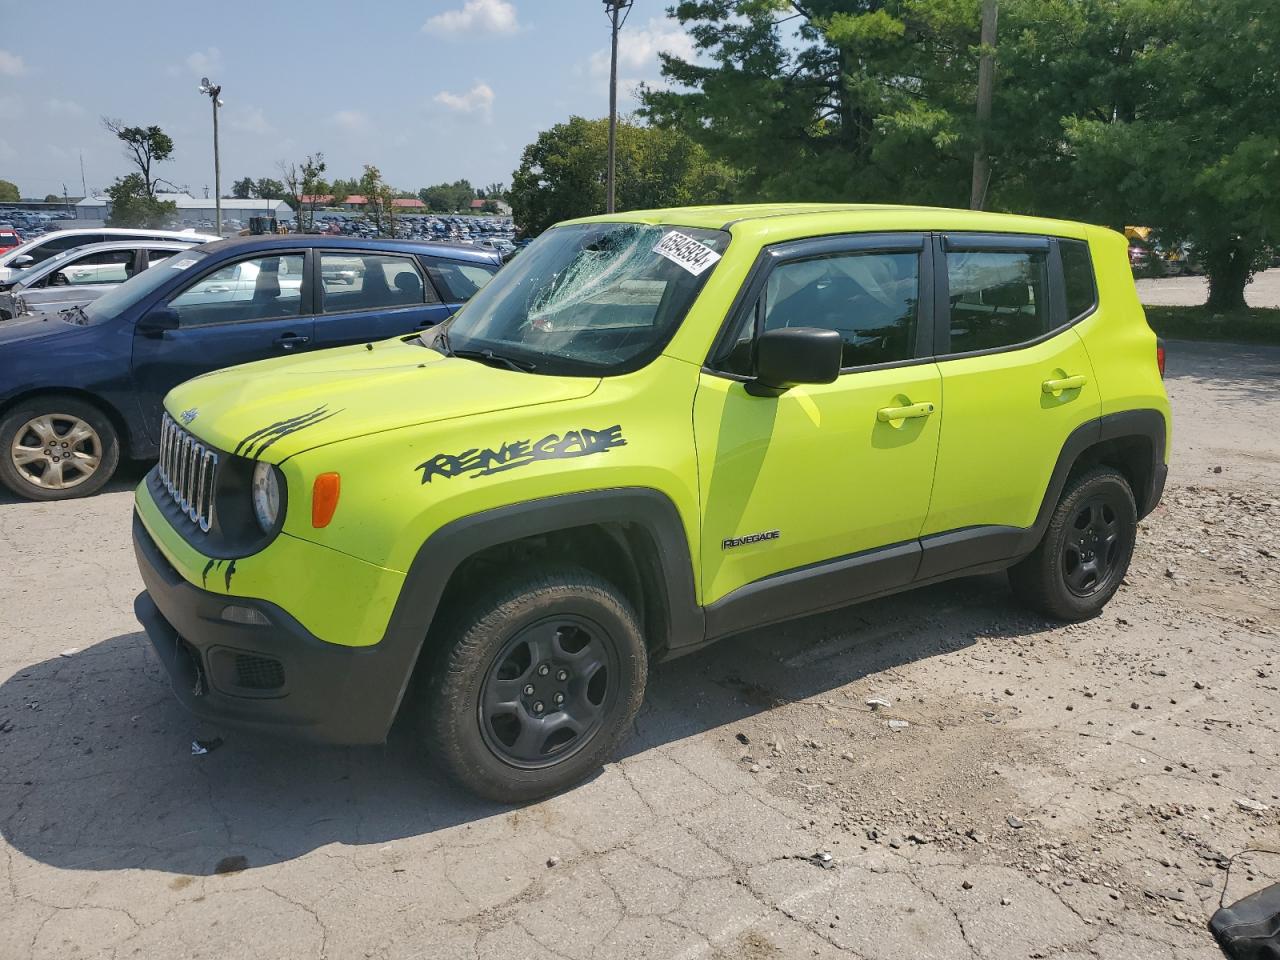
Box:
[0,240,204,320]
[0,227,218,283]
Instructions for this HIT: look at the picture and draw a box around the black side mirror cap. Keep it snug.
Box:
[750,327,843,394]
[136,306,180,337]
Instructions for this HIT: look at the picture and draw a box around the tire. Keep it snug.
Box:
[1008,466,1137,621]
[0,395,120,501]
[421,566,647,803]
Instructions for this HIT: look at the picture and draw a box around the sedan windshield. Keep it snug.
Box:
[439,222,730,376]
[81,250,207,324]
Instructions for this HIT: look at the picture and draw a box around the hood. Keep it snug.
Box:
[167,336,601,461]
[0,314,80,346]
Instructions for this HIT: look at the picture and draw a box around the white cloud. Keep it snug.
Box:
[184,47,223,77]
[46,98,84,117]
[228,105,273,135]
[330,109,370,132]
[423,0,519,37]
[588,17,695,77]
[432,82,495,119]
[0,50,26,77]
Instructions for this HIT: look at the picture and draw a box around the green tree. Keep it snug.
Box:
[509,116,736,236]
[358,164,398,237]
[418,179,476,213]
[1060,0,1280,310]
[44,193,61,204]
[102,118,175,197]
[231,177,255,199]
[640,1,979,206]
[0,180,18,202]
[254,177,286,200]
[329,177,358,206]
[279,153,327,231]
[105,173,177,227]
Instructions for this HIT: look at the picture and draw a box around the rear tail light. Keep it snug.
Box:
[312,472,341,528]
[1156,340,1167,378]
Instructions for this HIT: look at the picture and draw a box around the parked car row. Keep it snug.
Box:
[0,233,500,499]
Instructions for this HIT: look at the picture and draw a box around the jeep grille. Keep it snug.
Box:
[157,413,218,533]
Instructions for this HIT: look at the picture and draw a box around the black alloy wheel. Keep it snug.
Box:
[478,615,617,769]
[1008,466,1138,621]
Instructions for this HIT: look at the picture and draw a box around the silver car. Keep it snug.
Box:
[0,240,203,320]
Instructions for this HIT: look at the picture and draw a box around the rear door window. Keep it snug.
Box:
[944,249,1048,353]
[425,259,497,303]
[319,252,438,313]
[44,248,137,286]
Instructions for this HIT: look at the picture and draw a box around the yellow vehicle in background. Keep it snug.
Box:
[133,204,1170,800]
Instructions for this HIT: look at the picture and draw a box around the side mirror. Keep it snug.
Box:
[10,254,33,268]
[750,327,843,394]
[136,306,180,337]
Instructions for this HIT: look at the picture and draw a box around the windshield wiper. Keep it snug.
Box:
[450,348,538,373]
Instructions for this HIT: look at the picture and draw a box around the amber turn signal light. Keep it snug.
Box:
[312,472,341,528]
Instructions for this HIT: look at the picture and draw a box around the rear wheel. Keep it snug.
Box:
[1008,466,1137,621]
[421,566,647,803]
[0,396,120,500]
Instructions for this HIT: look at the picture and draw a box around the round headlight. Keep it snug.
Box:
[251,461,282,532]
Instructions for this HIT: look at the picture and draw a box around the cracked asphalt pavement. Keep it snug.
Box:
[2,338,1278,959]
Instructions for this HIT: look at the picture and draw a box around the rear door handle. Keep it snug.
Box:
[877,401,936,423]
[275,333,311,351]
[1042,374,1087,393]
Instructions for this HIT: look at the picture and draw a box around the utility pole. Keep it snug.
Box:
[62,183,70,215]
[603,0,633,214]
[199,77,224,233]
[969,0,998,210]
[78,152,87,199]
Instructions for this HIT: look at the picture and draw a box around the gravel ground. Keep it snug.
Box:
[1136,265,1280,308]
[1,336,1277,959]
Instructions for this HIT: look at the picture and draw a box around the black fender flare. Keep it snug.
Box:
[377,487,704,729]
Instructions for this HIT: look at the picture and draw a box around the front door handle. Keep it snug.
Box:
[1042,374,1087,393]
[877,401,936,423]
[274,333,311,351]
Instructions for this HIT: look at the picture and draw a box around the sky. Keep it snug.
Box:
[0,0,696,200]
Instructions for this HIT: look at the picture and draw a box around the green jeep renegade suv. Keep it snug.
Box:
[132,204,1170,800]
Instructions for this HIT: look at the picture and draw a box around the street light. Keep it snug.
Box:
[602,0,633,214]
[198,77,224,235]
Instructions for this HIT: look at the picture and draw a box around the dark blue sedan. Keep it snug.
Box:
[0,235,500,500]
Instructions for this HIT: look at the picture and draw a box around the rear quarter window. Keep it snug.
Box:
[1060,239,1097,320]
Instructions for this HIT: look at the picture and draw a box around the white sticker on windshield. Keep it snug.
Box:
[652,230,721,276]
[170,258,198,270]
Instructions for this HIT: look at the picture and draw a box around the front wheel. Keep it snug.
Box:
[421,566,647,803]
[1008,466,1137,621]
[0,396,120,500]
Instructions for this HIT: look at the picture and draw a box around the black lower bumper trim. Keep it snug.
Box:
[132,511,416,744]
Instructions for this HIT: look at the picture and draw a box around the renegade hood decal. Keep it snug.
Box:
[417,425,626,482]
[161,338,601,461]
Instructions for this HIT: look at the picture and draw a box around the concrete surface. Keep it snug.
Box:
[1,338,1278,959]
[1136,265,1280,308]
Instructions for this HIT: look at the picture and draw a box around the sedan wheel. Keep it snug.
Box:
[11,414,103,491]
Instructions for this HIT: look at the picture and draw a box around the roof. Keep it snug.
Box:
[469,198,486,208]
[16,239,202,280]
[301,195,334,204]
[563,202,1097,243]
[343,195,368,205]
[73,195,290,212]
[13,226,219,241]
[392,198,426,208]
[195,234,502,264]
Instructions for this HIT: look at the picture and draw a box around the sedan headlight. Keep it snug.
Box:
[251,462,283,532]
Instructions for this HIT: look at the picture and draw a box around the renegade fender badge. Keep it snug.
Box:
[416,425,626,483]
[722,530,780,550]
[179,407,199,425]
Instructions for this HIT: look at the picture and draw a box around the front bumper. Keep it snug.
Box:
[133,512,420,744]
